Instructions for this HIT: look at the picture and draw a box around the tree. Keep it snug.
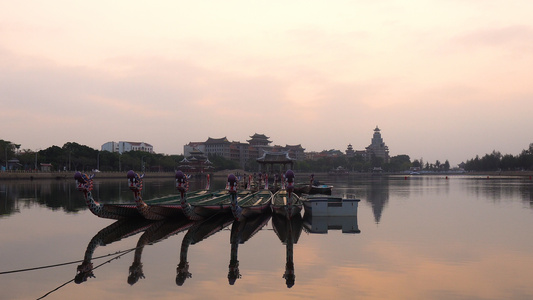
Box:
[443,160,450,171]
[412,159,421,168]
[386,155,411,172]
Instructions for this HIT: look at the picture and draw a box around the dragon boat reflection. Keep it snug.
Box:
[228,211,272,285]
[128,217,196,285]
[176,212,235,286]
[272,213,303,288]
[75,219,154,283]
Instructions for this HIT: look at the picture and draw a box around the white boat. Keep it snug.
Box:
[301,194,360,217]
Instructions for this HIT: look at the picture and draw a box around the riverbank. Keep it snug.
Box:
[2,169,533,181]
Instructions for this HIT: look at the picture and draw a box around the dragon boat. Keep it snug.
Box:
[75,171,213,220]
[271,170,303,219]
[129,171,250,221]
[229,177,272,221]
[75,172,144,220]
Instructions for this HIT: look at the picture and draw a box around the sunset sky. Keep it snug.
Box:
[2,1,532,166]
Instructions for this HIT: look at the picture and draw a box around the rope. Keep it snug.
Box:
[0,248,135,275]
[36,248,135,300]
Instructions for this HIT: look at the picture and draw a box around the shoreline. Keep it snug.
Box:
[1,170,533,181]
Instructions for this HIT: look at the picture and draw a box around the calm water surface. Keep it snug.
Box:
[1,174,533,300]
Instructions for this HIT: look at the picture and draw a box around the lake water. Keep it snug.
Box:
[1,174,533,300]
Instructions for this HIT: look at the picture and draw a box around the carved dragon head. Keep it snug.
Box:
[175,170,189,197]
[285,170,295,195]
[74,172,93,192]
[127,170,144,192]
[226,174,238,193]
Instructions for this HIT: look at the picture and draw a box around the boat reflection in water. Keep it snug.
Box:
[176,212,235,286]
[228,211,272,285]
[272,213,303,288]
[302,212,361,234]
[73,193,360,288]
[75,219,154,284]
[128,217,196,285]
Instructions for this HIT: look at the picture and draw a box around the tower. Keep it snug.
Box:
[365,126,389,163]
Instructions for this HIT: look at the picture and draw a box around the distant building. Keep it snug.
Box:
[178,147,213,173]
[282,144,306,161]
[345,144,355,157]
[185,133,284,170]
[247,133,273,161]
[305,151,319,161]
[184,142,206,157]
[204,137,232,158]
[101,142,119,153]
[365,126,389,163]
[101,141,154,154]
[40,163,52,172]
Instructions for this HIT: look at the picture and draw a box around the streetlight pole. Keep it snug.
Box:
[97,151,100,171]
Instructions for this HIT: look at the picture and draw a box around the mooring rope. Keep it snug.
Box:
[36,248,136,300]
[0,248,136,275]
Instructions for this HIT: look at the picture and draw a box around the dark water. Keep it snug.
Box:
[1,174,533,300]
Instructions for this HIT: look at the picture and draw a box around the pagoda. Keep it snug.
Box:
[178,148,213,174]
[365,126,390,163]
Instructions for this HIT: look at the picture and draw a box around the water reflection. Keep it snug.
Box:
[303,212,360,234]
[3,175,533,300]
[75,219,154,283]
[228,212,272,285]
[176,213,235,286]
[128,218,195,285]
[272,213,303,288]
[365,178,390,224]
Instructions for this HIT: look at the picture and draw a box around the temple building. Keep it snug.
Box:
[184,133,303,170]
[178,147,213,174]
[365,126,389,163]
[256,150,295,173]
[281,144,306,161]
[247,133,272,160]
[345,144,355,157]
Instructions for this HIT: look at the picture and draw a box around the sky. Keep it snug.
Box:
[1,1,532,167]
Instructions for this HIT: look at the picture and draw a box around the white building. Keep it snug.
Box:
[101,142,119,153]
[101,141,154,154]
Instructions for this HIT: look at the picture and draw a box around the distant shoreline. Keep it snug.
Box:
[1,170,533,181]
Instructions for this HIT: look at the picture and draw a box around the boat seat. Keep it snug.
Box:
[252,197,263,206]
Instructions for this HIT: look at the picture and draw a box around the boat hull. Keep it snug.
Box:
[271,190,302,218]
[234,190,272,219]
[309,185,333,195]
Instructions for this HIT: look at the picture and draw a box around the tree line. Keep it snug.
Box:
[4,138,531,173]
[1,140,184,172]
[464,149,533,172]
